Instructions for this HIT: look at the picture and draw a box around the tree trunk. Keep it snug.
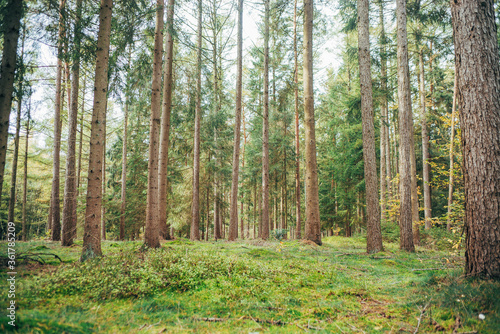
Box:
[411,139,420,245]
[7,83,22,226]
[396,0,415,252]
[81,0,113,261]
[378,0,390,222]
[293,0,301,240]
[260,0,270,240]
[451,0,500,279]
[159,0,176,241]
[228,0,244,241]
[22,101,30,241]
[447,72,458,231]
[191,0,203,241]
[303,0,321,245]
[50,0,67,242]
[144,0,164,249]
[62,0,82,246]
[0,0,22,206]
[419,49,432,230]
[77,78,85,194]
[357,0,383,253]
[101,105,107,241]
[120,98,128,241]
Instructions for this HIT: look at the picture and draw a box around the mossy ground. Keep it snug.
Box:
[1,236,498,333]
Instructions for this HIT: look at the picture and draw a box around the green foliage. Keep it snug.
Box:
[270,228,288,241]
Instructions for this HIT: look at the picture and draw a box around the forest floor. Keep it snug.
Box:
[1,236,499,333]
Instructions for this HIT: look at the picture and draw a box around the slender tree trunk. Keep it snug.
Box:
[447,72,458,231]
[411,139,420,245]
[228,0,244,241]
[357,0,383,253]
[0,0,22,206]
[451,0,500,279]
[81,0,113,261]
[191,0,203,241]
[62,0,82,246]
[303,0,321,245]
[206,183,210,241]
[260,0,270,240]
[120,99,128,240]
[293,0,301,240]
[7,99,20,226]
[159,0,175,240]
[144,0,164,249]
[50,0,67,241]
[101,107,107,241]
[418,49,432,230]
[396,0,414,252]
[22,102,30,241]
[77,78,85,194]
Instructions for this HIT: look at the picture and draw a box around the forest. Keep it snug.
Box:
[0,0,499,332]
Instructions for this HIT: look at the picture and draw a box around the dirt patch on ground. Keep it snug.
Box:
[300,240,319,247]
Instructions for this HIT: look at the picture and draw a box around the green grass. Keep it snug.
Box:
[1,237,499,333]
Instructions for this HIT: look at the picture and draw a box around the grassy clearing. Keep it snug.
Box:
[1,237,499,333]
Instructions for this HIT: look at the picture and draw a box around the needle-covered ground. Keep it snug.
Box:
[1,236,498,333]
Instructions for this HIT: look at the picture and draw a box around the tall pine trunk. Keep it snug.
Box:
[303,0,321,245]
[357,0,383,253]
[50,0,67,241]
[0,0,22,206]
[22,102,30,241]
[293,0,301,239]
[191,0,203,241]
[159,0,175,240]
[144,0,164,249]
[451,0,500,278]
[396,0,414,252]
[81,0,113,261]
[447,72,458,231]
[419,49,432,230]
[228,0,244,241]
[62,0,82,246]
[261,0,270,240]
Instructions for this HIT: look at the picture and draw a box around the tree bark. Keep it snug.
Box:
[0,0,22,206]
[357,0,383,253]
[101,106,107,240]
[81,0,113,261]
[120,97,128,240]
[159,0,175,241]
[396,0,415,252]
[144,0,164,249]
[260,0,270,240]
[228,0,244,241]
[191,0,203,241]
[303,0,321,245]
[451,0,500,279]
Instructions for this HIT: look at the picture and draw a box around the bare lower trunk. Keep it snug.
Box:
[451,0,500,278]
[396,0,414,252]
[144,0,164,249]
[81,0,113,261]
[357,0,383,253]
[101,110,107,240]
[159,0,175,240]
[303,0,321,245]
[294,0,301,239]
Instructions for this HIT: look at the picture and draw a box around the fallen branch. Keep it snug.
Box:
[411,268,454,272]
[414,303,430,334]
[197,317,226,322]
